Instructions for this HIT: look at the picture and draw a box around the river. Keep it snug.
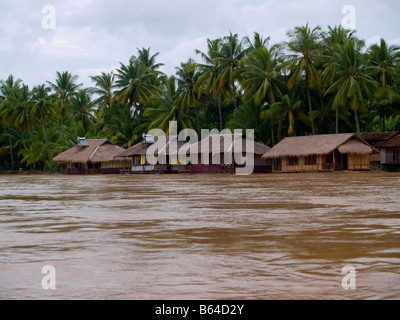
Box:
[0,172,399,300]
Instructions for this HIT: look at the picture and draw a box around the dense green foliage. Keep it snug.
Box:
[1,25,400,171]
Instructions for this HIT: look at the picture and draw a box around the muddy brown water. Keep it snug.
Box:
[1,173,399,300]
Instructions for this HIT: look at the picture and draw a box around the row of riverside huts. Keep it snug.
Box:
[52,132,400,174]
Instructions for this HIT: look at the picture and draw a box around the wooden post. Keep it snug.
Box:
[332,151,335,172]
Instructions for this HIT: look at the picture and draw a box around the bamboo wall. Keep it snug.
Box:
[281,155,323,172]
[347,154,370,170]
[279,153,370,172]
[101,160,132,169]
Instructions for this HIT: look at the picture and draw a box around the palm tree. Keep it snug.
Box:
[90,72,116,124]
[322,25,358,49]
[227,102,270,145]
[31,84,55,142]
[175,58,201,133]
[213,32,249,110]
[141,76,194,133]
[47,71,82,125]
[285,23,322,135]
[367,38,400,89]
[115,57,160,116]
[323,38,378,134]
[195,38,224,130]
[70,89,95,135]
[136,47,165,71]
[240,45,283,145]
[0,75,23,169]
[321,25,364,133]
[244,32,270,50]
[261,94,308,137]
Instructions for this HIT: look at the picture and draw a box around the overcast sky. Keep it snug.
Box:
[1,0,399,88]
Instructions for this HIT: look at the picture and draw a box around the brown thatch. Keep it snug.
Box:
[53,140,125,163]
[178,134,270,155]
[360,132,398,145]
[117,141,150,157]
[263,134,374,159]
[375,133,400,148]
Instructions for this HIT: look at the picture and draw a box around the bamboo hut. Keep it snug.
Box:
[178,134,271,173]
[53,138,131,174]
[262,134,376,173]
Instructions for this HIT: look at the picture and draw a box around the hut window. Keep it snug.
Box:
[287,156,299,166]
[305,155,317,165]
[326,154,333,164]
[133,156,141,165]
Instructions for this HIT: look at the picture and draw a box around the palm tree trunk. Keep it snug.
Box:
[217,96,223,131]
[354,109,361,134]
[9,128,15,170]
[270,116,275,146]
[277,118,283,142]
[336,106,339,134]
[306,85,315,135]
[19,130,27,150]
[42,123,48,143]
[195,105,200,134]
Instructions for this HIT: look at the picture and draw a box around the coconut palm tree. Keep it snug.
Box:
[285,23,322,135]
[31,84,55,142]
[239,45,284,145]
[244,32,270,50]
[175,58,201,133]
[367,38,400,89]
[141,76,194,133]
[213,32,249,110]
[90,72,116,125]
[115,57,160,116]
[323,39,378,134]
[47,71,82,125]
[70,89,95,135]
[136,47,165,72]
[321,25,364,133]
[0,75,23,169]
[261,94,308,138]
[195,38,224,130]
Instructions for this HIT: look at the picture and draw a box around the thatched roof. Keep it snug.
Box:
[53,139,126,163]
[375,133,400,148]
[117,141,150,157]
[178,134,270,156]
[360,132,398,146]
[117,136,188,158]
[262,134,374,159]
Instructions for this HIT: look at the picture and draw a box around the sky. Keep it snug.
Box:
[1,0,399,89]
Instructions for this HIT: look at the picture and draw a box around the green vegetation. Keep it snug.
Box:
[1,25,400,171]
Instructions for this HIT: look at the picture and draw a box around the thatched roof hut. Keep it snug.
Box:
[262,134,376,172]
[53,138,129,174]
[53,139,126,163]
[262,134,373,159]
